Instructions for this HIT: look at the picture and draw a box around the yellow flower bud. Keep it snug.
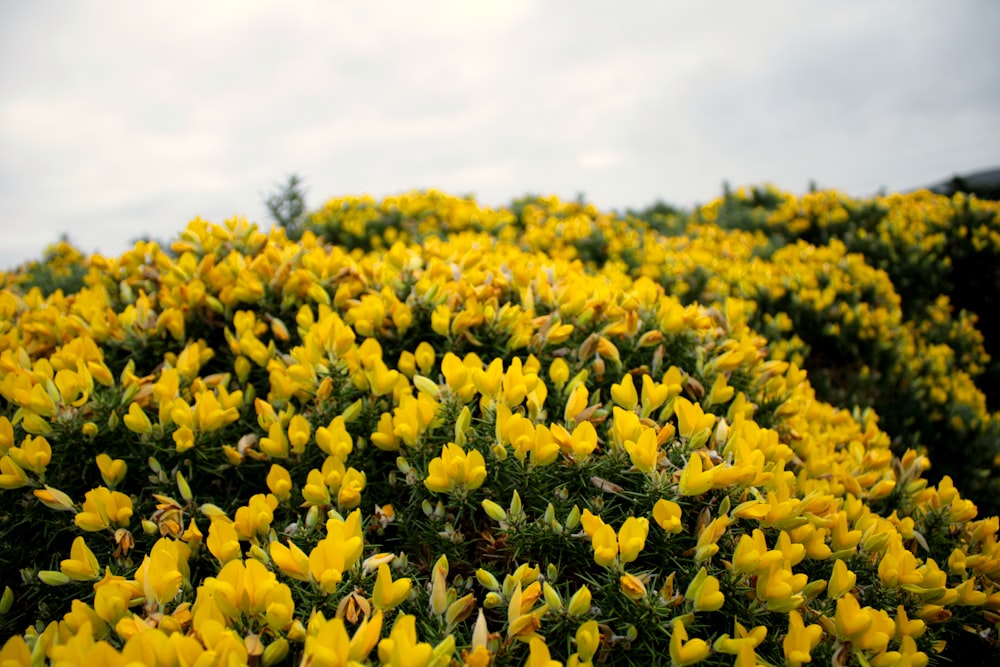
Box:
[567,585,592,617]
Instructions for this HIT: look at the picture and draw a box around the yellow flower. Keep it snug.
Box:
[693,514,729,564]
[713,619,767,655]
[75,486,133,531]
[473,358,504,399]
[93,574,141,626]
[0,635,30,666]
[828,558,856,599]
[173,425,195,452]
[732,530,765,575]
[136,539,185,606]
[123,401,153,435]
[674,397,715,441]
[639,374,670,418]
[653,499,683,534]
[8,435,51,476]
[431,304,452,337]
[181,517,203,549]
[678,452,715,497]
[350,610,384,663]
[894,604,926,641]
[316,416,353,459]
[270,539,311,582]
[198,557,294,631]
[569,420,599,460]
[706,373,734,406]
[834,593,872,645]
[870,635,928,667]
[625,427,659,474]
[309,514,363,595]
[338,467,366,509]
[206,518,242,564]
[549,358,570,390]
[951,577,987,606]
[33,485,75,511]
[564,382,589,424]
[424,442,487,494]
[427,554,450,616]
[366,357,401,397]
[193,389,238,432]
[378,614,434,667]
[576,619,600,662]
[685,567,724,612]
[670,617,710,666]
[0,456,28,490]
[464,645,491,667]
[234,493,277,541]
[501,357,538,407]
[301,614,351,666]
[302,468,331,507]
[526,637,561,667]
[610,373,638,410]
[60,536,101,581]
[592,524,618,567]
[620,572,647,600]
[48,621,124,666]
[580,508,604,538]
[287,414,311,455]
[413,341,436,375]
[20,411,51,436]
[442,352,477,403]
[782,610,823,666]
[617,516,649,563]
[829,511,862,552]
[373,562,411,611]
[0,416,14,453]
[259,421,289,458]
[266,463,293,502]
[506,582,547,641]
[28,383,56,418]
[96,453,127,488]
[755,563,807,612]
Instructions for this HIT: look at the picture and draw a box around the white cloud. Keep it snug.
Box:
[1,0,998,268]
[577,150,624,171]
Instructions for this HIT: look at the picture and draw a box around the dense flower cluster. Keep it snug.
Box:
[309,188,1000,512]
[1,190,999,665]
[663,187,1000,513]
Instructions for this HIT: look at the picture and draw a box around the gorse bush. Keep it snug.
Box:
[635,187,1000,514]
[3,239,89,298]
[310,189,1000,515]
[0,189,999,666]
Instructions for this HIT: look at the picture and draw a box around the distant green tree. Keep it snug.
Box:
[16,234,89,296]
[264,174,308,240]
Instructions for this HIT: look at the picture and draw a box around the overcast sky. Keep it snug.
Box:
[1,2,998,269]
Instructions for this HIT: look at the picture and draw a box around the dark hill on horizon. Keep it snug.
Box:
[918,165,1000,200]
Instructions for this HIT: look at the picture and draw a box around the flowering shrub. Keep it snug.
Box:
[311,189,1000,513]
[638,187,1000,514]
[1,191,999,665]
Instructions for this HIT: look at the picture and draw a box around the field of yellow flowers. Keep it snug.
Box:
[1,188,999,665]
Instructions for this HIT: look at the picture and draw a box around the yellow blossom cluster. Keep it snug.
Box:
[631,187,1000,514]
[1,190,999,665]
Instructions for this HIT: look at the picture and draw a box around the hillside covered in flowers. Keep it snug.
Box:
[1,187,999,665]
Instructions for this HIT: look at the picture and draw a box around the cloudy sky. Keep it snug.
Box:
[1,2,998,269]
